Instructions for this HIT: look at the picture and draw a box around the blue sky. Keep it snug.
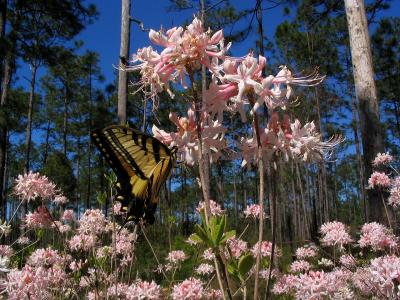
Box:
[18,0,400,90]
[76,0,291,85]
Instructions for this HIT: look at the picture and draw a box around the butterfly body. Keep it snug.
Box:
[92,125,177,224]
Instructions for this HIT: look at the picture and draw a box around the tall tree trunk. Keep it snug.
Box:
[63,85,69,156]
[216,162,224,205]
[0,52,12,222]
[344,0,385,222]
[76,134,81,217]
[43,120,51,165]
[233,173,237,224]
[346,46,367,222]
[393,100,400,137]
[351,95,367,221]
[118,0,131,125]
[86,64,92,209]
[0,0,6,221]
[25,64,38,173]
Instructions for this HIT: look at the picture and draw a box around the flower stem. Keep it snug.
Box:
[249,93,266,300]
[381,192,393,230]
[265,162,277,300]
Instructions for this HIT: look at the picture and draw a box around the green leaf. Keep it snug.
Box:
[216,215,226,244]
[36,228,44,239]
[220,230,236,244]
[194,224,209,244]
[227,261,239,277]
[189,233,203,244]
[96,191,107,205]
[238,254,254,278]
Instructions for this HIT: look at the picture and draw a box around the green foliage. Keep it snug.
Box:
[191,212,236,250]
[42,151,76,199]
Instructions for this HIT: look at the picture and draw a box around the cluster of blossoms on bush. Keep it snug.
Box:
[272,219,400,299]
[367,152,400,207]
[125,16,340,167]
[2,158,400,299]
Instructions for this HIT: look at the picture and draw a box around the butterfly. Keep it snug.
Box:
[91,125,177,224]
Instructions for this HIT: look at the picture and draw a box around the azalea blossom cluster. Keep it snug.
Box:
[2,170,152,300]
[13,171,68,204]
[196,199,225,216]
[127,17,230,101]
[272,220,400,299]
[243,203,265,219]
[319,221,353,249]
[239,112,342,166]
[128,16,339,167]
[153,108,227,165]
[367,153,400,207]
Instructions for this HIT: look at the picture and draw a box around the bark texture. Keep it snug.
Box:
[344,0,385,222]
[117,0,131,125]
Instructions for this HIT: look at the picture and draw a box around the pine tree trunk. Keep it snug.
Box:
[24,64,38,173]
[86,65,92,209]
[43,120,51,165]
[63,85,68,156]
[0,0,6,221]
[344,0,385,222]
[76,134,81,217]
[233,174,237,225]
[0,52,12,221]
[118,0,131,125]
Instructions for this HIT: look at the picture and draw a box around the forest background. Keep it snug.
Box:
[0,0,400,281]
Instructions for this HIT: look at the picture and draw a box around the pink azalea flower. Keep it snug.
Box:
[197,199,224,216]
[294,270,351,299]
[53,194,68,205]
[68,233,97,252]
[113,228,137,262]
[202,248,215,261]
[107,283,129,299]
[353,255,400,299]
[128,17,229,103]
[0,245,13,258]
[28,248,65,268]
[113,202,123,215]
[339,254,356,268]
[388,177,400,207]
[239,113,341,167]
[6,265,67,300]
[203,80,237,123]
[25,206,53,229]
[126,280,161,299]
[358,222,398,251]
[320,221,352,248]
[243,204,265,219]
[13,171,57,202]
[195,263,214,276]
[166,250,187,264]
[295,246,318,259]
[251,241,278,258]
[289,260,311,273]
[227,237,247,259]
[16,236,30,245]
[78,209,107,235]
[153,108,227,166]
[204,289,223,299]
[252,67,324,113]
[272,274,298,295]
[61,209,74,222]
[368,171,391,189]
[372,152,394,167]
[172,277,204,300]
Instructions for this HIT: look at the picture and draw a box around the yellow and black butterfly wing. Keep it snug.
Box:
[91,125,176,223]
